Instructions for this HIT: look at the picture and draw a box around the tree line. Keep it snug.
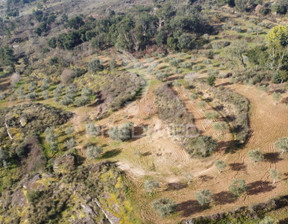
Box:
[48,2,214,52]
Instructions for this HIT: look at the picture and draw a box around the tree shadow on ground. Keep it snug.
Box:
[176,200,206,217]
[213,191,237,205]
[217,140,236,153]
[198,175,213,182]
[101,149,121,159]
[166,182,187,191]
[264,152,282,164]
[229,162,246,171]
[142,151,151,156]
[247,180,275,196]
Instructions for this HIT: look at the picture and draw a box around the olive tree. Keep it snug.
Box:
[248,149,264,163]
[86,123,100,136]
[269,169,282,184]
[145,180,160,192]
[195,189,212,207]
[108,122,134,141]
[88,58,103,74]
[274,137,288,154]
[65,138,76,149]
[229,179,247,197]
[152,198,176,217]
[186,135,218,157]
[86,145,103,159]
[44,127,58,151]
[214,160,226,173]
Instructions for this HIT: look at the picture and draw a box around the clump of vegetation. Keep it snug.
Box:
[195,189,212,207]
[185,135,218,157]
[108,122,134,141]
[229,179,247,197]
[145,180,160,192]
[259,216,275,224]
[100,73,144,116]
[248,149,264,163]
[269,169,282,184]
[205,111,219,120]
[211,86,250,144]
[86,123,100,136]
[86,144,103,159]
[154,84,193,125]
[214,160,226,173]
[274,137,288,154]
[152,198,176,217]
[88,58,103,74]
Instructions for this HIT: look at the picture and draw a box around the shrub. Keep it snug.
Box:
[205,111,219,120]
[207,75,216,86]
[229,179,246,197]
[145,180,160,192]
[65,85,78,99]
[185,135,218,157]
[64,127,74,135]
[60,95,73,106]
[0,149,8,167]
[195,189,212,207]
[269,169,282,184]
[213,122,228,132]
[74,96,90,107]
[169,58,182,67]
[86,123,100,136]
[259,216,275,224]
[42,90,49,99]
[152,198,176,217]
[0,92,6,100]
[27,190,43,204]
[88,58,103,74]
[190,93,198,100]
[41,78,50,90]
[198,101,206,109]
[248,149,264,163]
[81,88,92,97]
[44,127,58,151]
[214,160,226,173]
[108,122,134,141]
[274,137,288,154]
[65,138,76,149]
[86,144,103,159]
[28,82,37,92]
[26,92,38,100]
[272,92,282,103]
